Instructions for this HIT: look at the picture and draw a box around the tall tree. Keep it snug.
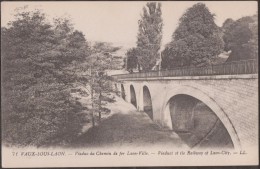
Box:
[161,3,224,69]
[223,15,258,62]
[136,2,163,71]
[1,9,90,147]
[87,42,121,126]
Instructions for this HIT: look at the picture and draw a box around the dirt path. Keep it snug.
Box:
[70,97,188,149]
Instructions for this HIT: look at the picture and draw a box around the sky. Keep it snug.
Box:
[1,1,258,52]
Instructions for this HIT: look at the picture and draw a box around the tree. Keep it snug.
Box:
[248,15,258,60]
[161,3,224,69]
[1,9,90,147]
[223,15,258,62]
[86,42,121,126]
[125,48,139,73]
[136,2,163,71]
[222,18,235,33]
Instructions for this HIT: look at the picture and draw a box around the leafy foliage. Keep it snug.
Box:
[222,15,258,62]
[125,48,139,73]
[161,3,224,69]
[126,2,163,72]
[87,42,121,125]
[1,9,90,147]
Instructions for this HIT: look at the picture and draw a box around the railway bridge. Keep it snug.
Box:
[112,60,258,150]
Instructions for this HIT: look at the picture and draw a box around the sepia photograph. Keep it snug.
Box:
[1,1,258,168]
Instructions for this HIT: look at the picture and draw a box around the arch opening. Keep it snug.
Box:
[143,86,153,120]
[121,84,125,100]
[114,84,118,95]
[130,85,137,107]
[168,94,234,149]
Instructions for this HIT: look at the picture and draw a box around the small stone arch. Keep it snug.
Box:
[143,85,153,120]
[161,86,241,149]
[121,84,126,100]
[130,85,137,107]
[114,83,119,96]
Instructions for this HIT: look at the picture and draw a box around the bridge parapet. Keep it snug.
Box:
[112,59,258,80]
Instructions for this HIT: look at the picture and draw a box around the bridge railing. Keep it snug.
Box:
[112,59,258,80]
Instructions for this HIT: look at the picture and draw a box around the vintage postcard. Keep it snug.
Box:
[1,1,258,167]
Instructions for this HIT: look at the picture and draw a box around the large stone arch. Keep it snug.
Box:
[161,85,241,150]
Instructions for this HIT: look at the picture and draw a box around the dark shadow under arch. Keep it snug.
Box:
[114,84,119,96]
[121,84,125,100]
[168,94,234,149]
[130,85,137,107]
[143,86,153,120]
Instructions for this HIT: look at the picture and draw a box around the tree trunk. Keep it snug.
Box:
[90,67,95,127]
[91,87,95,127]
[98,91,101,121]
[138,63,141,72]
[98,81,102,122]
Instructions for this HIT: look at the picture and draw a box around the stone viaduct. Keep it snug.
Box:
[112,60,258,150]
